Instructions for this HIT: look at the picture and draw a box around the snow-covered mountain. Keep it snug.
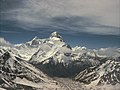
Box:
[0,32,120,89]
[1,32,119,63]
[0,48,61,90]
[30,32,72,64]
[29,32,103,65]
[14,36,46,60]
[75,58,120,86]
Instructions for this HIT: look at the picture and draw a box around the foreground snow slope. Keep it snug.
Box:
[0,48,61,90]
[75,58,120,86]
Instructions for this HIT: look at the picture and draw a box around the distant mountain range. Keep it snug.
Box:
[0,32,120,90]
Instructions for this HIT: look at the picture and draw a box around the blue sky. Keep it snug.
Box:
[0,0,120,48]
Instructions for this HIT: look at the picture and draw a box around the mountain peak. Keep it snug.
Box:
[50,32,63,41]
[28,36,41,46]
[50,32,61,37]
[32,36,38,41]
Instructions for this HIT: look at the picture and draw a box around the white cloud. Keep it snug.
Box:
[0,30,20,33]
[1,0,120,35]
[69,0,120,27]
[85,26,120,35]
[0,37,12,46]
[18,0,120,27]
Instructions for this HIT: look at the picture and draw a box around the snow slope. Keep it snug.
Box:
[75,58,120,86]
[0,48,61,90]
